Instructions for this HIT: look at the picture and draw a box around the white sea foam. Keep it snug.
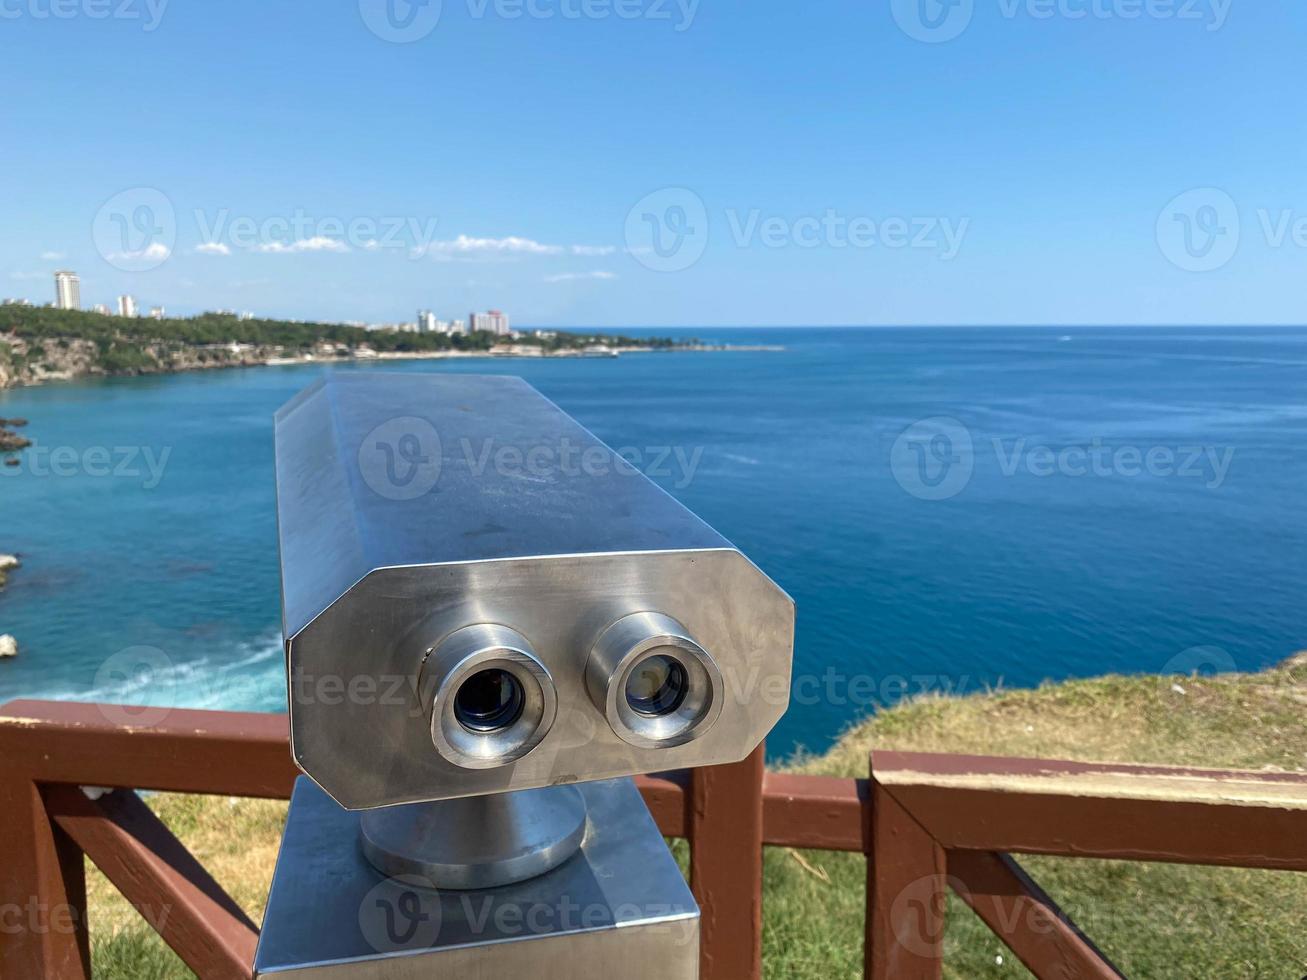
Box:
[31,630,286,713]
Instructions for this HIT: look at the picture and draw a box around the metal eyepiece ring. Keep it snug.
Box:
[586,612,723,749]
[421,624,557,769]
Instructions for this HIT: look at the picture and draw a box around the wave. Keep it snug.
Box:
[30,630,287,714]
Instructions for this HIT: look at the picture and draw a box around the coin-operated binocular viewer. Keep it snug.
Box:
[254,373,794,979]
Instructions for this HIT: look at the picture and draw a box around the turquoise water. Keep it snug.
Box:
[0,327,1304,757]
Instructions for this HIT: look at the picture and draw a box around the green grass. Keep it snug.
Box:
[87,656,1307,979]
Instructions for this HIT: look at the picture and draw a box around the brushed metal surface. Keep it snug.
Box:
[276,374,794,808]
[358,785,588,889]
[254,777,699,979]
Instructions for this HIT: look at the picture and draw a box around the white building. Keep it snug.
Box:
[449,319,467,336]
[54,271,80,310]
[417,310,437,333]
[117,295,138,318]
[470,310,510,336]
[149,306,166,320]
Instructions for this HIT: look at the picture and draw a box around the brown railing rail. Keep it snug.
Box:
[2,698,1305,979]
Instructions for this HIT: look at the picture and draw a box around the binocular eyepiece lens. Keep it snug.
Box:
[455,669,527,733]
[421,625,558,769]
[588,612,724,748]
[625,655,689,717]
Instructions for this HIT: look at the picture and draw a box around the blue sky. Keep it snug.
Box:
[2,0,1305,326]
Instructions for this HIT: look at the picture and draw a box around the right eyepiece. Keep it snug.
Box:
[586,612,723,748]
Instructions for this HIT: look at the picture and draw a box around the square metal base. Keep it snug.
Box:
[255,777,699,978]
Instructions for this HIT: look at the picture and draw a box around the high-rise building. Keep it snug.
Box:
[417,310,437,333]
[449,319,467,336]
[117,295,138,318]
[470,310,511,336]
[149,306,166,320]
[54,271,80,310]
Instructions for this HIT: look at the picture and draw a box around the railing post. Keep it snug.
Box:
[867,754,945,979]
[0,766,91,979]
[690,744,764,980]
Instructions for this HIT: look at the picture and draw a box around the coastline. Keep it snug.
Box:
[272,342,784,366]
[0,338,784,390]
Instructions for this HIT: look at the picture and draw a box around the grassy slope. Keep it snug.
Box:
[89,657,1307,979]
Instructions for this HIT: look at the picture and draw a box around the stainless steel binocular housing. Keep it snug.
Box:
[275,373,794,809]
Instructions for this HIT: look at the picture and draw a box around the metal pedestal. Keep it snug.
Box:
[358,785,589,890]
[254,777,700,979]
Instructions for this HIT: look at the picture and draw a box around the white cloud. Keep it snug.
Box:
[40,250,65,261]
[108,242,171,262]
[424,235,564,256]
[195,242,232,256]
[571,245,617,256]
[256,237,349,254]
[543,270,618,283]
[9,270,46,281]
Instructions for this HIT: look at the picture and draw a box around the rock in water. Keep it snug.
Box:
[0,635,17,659]
[0,555,18,590]
[0,431,30,452]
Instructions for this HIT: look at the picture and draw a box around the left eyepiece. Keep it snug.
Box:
[420,624,557,769]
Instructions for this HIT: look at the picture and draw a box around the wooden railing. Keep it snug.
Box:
[2,698,1306,979]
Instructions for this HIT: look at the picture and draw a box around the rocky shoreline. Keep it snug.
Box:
[0,332,782,390]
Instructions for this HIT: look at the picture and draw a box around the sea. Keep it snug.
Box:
[0,326,1303,759]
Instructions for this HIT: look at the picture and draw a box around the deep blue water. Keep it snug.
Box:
[0,327,1304,758]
